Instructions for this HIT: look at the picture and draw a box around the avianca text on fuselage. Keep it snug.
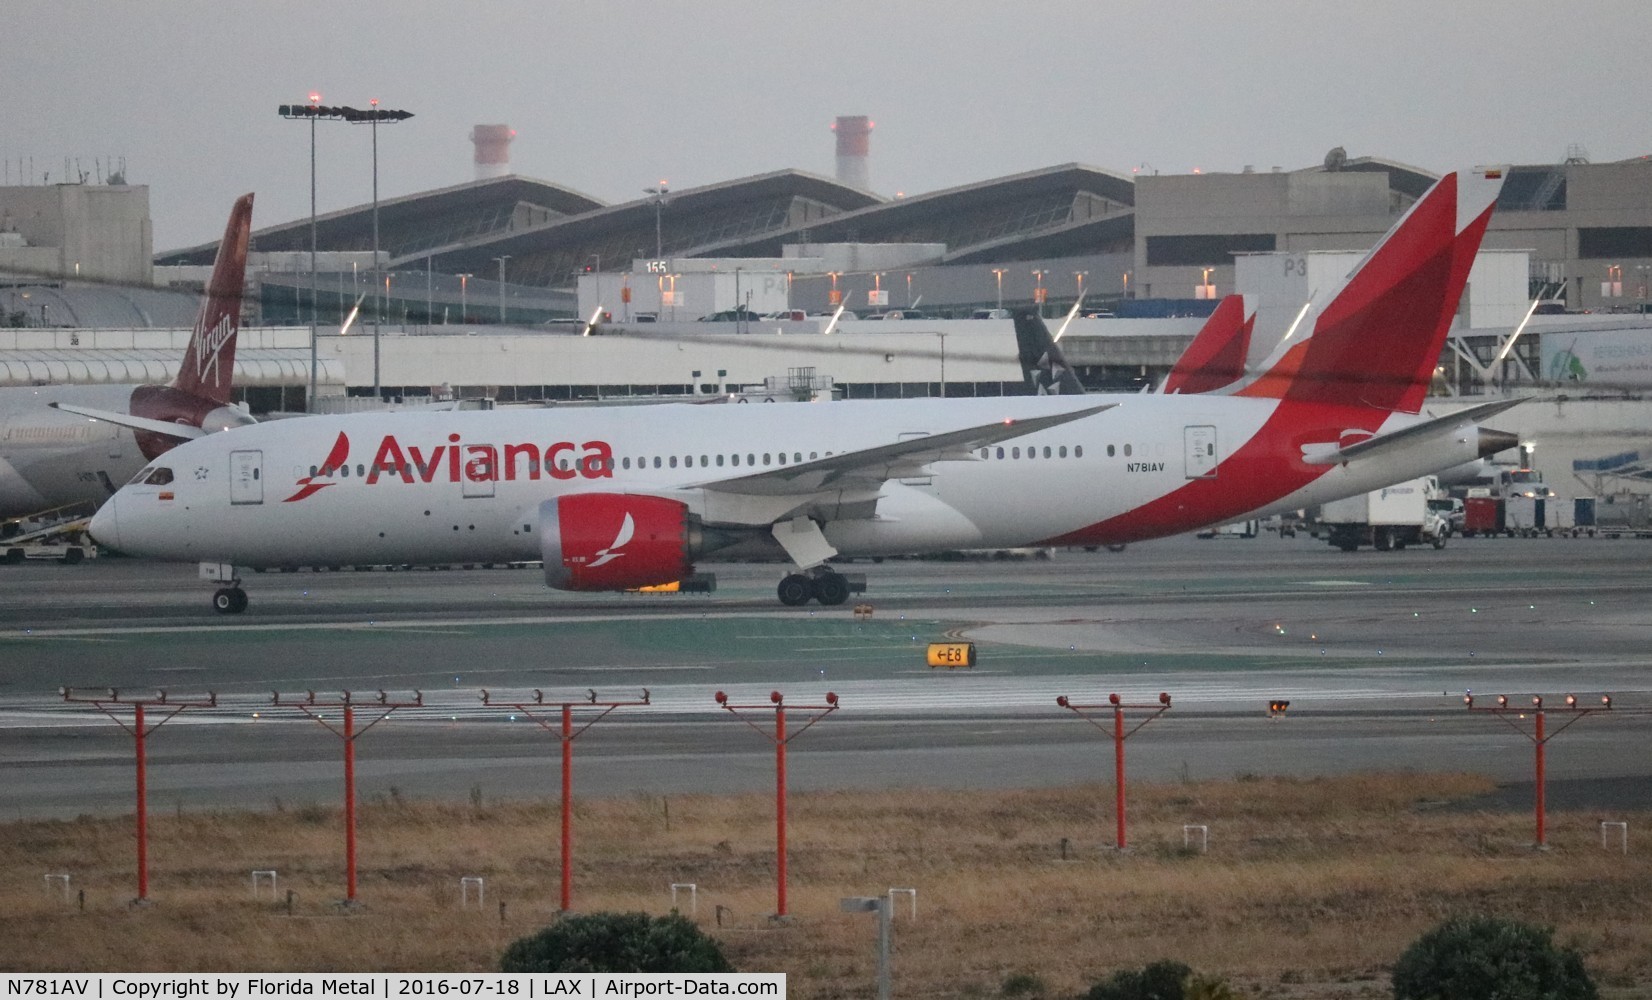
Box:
[328,433,615,491]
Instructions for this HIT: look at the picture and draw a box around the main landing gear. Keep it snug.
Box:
[777,569,852,607]
[212,585,249,614]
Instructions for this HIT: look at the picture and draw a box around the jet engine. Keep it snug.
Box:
[539,493,699,591]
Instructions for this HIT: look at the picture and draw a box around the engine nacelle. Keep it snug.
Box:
[540,493,698,591]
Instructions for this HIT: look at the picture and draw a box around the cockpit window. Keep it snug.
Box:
[142,467,174,486]
[127,466,156,486]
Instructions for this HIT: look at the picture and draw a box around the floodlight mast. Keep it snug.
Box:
[479,688,650,912]
[716,689,839,919]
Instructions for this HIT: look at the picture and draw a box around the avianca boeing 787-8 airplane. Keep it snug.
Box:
[92,169,1521,613]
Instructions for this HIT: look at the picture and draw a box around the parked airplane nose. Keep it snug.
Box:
[88,496,121,552]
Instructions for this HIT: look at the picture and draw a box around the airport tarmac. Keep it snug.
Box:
[2,534,1650,819]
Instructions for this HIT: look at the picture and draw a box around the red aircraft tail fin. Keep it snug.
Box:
[1237,168,1505,414]
[172,193,253,406]
[1162,294,1254,394]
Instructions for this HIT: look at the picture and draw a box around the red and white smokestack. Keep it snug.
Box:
[470,124,515,181]
[832,115,872,191]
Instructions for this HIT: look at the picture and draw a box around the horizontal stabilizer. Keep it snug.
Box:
[1300,397,1528,466]
[49,402,209,441]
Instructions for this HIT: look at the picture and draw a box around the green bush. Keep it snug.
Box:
[1391,915,1596,1000]
[499,911,733,974]
[1086,960,1193,1000]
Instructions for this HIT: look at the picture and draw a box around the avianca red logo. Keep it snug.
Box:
[284,431,350,502]
[283,431,615,502]
[584,513,634,569]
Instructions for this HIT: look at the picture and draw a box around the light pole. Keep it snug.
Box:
[281,98,412,407]
[992,268,1006,309]
[279,93,323,408]
[458,273,472,323]
[1074,269,1088,304]
[494,256,511,324]
[1032,269,1047,318]
[646,181,669,259]
[348,98,414,398]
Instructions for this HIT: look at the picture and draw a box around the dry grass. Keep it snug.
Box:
[3,773,1651,998]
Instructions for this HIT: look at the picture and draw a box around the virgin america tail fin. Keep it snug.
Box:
[1161,294,1255,394]
[172,193,254,406]
[1236,168,1505,414]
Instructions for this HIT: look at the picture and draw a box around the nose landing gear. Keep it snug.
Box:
[211,585,249,614]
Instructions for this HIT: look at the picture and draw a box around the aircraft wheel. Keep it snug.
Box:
[1106,543,1128,553]
[777,574,814,607]
[212,587,249,615]
[814,573,850,606]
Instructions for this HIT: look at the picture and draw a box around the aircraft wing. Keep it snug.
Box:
[1301,397,1527,466]
[49,402,209,441]
[695,403,1115,497]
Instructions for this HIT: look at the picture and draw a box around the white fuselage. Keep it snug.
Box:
[93,393,1483,569]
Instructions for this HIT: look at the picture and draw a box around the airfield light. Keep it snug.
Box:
[1465,690,1625,849]
[1055,691,1173,850]
[716,689,841,918]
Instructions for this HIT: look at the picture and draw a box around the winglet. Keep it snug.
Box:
[172,193,253,405]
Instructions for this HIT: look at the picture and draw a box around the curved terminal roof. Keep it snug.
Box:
[156,176,608,266]
[154,158,1455,291]
[1,285,199,328]
[712,162,1137,262]
[414,169,883,287]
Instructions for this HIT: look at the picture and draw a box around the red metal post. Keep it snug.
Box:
[134,701,148,903]
[63,689,215,905]
[343,703,357,903]
[477,689,649,914]
[1056,692,1171,853]
[715,690,838,921]
[1113,702,1127,850]
[561,703,573,913]
[776,704,788,918]
[1534,709,1547,848]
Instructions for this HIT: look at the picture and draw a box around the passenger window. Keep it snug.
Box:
[356,464,364,477]
[1059,446,1068,458]
[778,453,787,465]
[623,457,631,470]
[1075,445,1084,458]
[1012,447,1020,459]
[1124,444,1133,457]
[996,447,1005,459]
[1043,447,1052,459]
[747,453,755,466]
[716,455,725,467]
[1107,445,1115,457]
[700,455,709,467]
[669,456,678,468]
[809,452,817,461]
[653,457,661,469]
[764,454,772,466]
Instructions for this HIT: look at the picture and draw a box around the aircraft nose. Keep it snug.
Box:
[88,495,121,552]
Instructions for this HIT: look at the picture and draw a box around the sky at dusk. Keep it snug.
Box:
[7,0,1649,252]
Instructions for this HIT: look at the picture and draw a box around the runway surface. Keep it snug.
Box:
[3,534,1650,818]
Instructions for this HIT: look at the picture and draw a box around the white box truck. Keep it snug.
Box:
[1320,476,1450,552]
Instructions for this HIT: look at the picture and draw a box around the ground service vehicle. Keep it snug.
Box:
[1320,476,1450,551]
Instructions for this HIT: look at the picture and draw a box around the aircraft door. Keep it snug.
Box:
[462,444,497,499]
[1184,425,1218,479]
[897,432,934,486]
[229,450,264,504]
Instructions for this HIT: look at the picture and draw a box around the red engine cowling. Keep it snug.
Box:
[540,494,697,591]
